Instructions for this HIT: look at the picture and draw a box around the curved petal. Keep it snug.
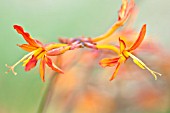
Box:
[129,24,146,51]
[45,56,64,74]
[17,44,38,52]
[25,55,38,71]
[110,62,121,81]
[119,38,126,53]
[99,57,119,67]
[13,25,42,47]
[40,56,46,82]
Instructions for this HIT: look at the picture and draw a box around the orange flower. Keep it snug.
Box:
[99,24,161,80]
[6,25,66,82]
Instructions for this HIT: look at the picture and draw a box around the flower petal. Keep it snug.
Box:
[45,56,64,74]
[129,24,146,51]
[40,56,45,82]
[13,25,42,47]
[119,38,126,53]
[25,55,38,71]
[99,57,119,67]
[110,62,121,81]
[17,44,38,52]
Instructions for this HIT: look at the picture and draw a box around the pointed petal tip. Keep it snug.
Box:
[24,68,30,72]
[119,37,126,53]
[143,24,146,27]
[109,77,114,81]
[45,56,64,74]
[59,70,64,74]
[99,57,119,68]
[13,25,19,29]
[41,79,45,82]
[142,24,146,30]
[13,25,23,33]
[118,37,125,44]
[119,37,122,41]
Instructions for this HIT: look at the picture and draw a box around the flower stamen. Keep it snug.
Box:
[5,51,34,75]
[128,52,162,80]
[5,64,17,75]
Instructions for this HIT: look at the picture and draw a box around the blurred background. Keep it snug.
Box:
[0,0,170,113]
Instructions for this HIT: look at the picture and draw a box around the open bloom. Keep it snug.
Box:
[6,25,66,82]
[99,24,161,80]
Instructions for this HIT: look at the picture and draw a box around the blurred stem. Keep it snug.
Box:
[37,73,57,113]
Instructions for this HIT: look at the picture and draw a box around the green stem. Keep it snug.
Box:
[37,73,57,113]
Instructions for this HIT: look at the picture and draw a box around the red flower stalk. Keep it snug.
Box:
[99,24,161,80]
[6,25,66,82]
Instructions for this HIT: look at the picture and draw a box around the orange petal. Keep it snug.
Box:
[17,44,38,52]
[99,57,119,67]
[119,38,126,53]
[129,24,146,51]
[110,62,121,81]
[45,56,64,74]
[13,25,42,47]
[25,55,38,71]
[40,56,45,82]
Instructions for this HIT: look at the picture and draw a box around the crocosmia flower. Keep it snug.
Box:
[6,25,65,82]
[5,0,162,83]
[99,24,161,80]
